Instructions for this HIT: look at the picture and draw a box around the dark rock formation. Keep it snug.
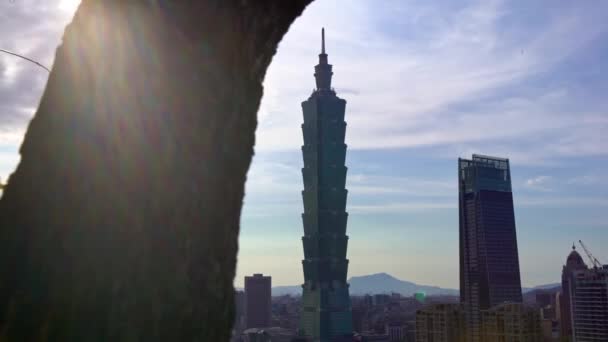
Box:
[0,1,312,340]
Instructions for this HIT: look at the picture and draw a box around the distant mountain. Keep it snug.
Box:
[523,283,561,304]
[268,273,459,297]
[522,283,560,293]
[239,274,560,297]
[348,273,459,296]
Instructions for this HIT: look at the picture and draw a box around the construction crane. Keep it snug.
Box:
[579,240,602,269]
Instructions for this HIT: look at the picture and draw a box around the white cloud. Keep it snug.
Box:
[255,0,608,165]
[350,201,456,214]
[524,175,553,191]
[567,175,605,186]
[516,196,608,208]
[242,155,459,217]
[348,174,454,197]
[58,0,80,12]
[0,1,79,181]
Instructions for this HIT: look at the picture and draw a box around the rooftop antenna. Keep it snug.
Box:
[321,27,326,54]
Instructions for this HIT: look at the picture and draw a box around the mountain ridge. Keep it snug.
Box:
[235,272,560,297]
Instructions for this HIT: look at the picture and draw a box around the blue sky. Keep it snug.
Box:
[1,0,607,289]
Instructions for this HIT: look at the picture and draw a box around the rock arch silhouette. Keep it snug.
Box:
[0,1,313,340]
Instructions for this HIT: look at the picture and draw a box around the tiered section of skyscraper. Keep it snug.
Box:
[299,29,353,342]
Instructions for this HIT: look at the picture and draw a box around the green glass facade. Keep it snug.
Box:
[299,29,353,342]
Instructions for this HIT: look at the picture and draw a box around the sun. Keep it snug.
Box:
[58,0,81,12]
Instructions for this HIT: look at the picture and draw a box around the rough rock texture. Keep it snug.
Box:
[0,1,312,340]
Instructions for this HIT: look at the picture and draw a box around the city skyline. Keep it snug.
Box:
[1,0,607,290]
[240,0,608,289]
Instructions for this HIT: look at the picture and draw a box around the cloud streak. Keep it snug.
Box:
[255,0,608,165]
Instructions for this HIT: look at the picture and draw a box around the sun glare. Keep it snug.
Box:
[58,0,81,12]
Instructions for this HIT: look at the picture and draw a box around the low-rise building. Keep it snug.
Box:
[386,321,406,342]
[480,302,541,342]
[415,303,465,342]
[540,319,559,342]
[354,333,390,342]
[241,327,294,342]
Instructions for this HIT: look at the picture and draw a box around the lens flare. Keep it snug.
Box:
[58,0,81,12]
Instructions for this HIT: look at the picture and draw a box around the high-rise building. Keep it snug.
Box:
[245,274,272,329]
[555,291,562,322]
[415,303,466,342]
[232,290,247,340]
[480,303,542,341]
[560,245,587,340]
[458,154,523,341]
[567,261,608,341]
[299,28,353,342]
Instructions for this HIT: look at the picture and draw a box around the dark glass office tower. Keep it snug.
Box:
[299,29,353,342]
[458,154,523,341]
[244,274,271,329]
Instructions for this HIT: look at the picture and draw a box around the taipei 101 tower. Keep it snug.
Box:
[299,28,354,342]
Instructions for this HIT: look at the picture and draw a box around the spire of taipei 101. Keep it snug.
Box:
[298,28,354,342]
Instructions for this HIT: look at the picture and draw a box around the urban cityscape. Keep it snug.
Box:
[0,1,607,342]
[229,29,608,342]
